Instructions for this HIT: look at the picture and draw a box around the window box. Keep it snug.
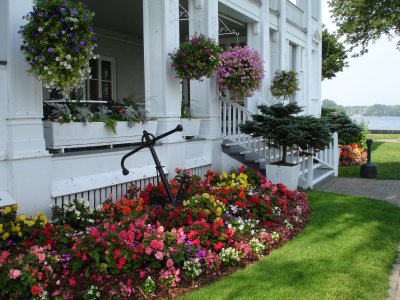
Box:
[180,118,201,139]
[43,120,157,152]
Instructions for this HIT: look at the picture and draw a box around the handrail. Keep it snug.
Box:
[220,96,339,188]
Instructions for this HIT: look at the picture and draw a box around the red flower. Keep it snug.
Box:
[122,206,131,215]
[213,242,224,251]
[69,277,76,286]
[31,285,43,296]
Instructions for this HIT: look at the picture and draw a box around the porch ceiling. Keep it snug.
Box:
[80,0,143,39]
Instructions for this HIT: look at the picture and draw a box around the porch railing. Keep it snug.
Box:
[220,97,339,188]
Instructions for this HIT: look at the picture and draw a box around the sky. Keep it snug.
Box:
[321,1,400,106]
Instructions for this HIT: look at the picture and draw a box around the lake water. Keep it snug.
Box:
[351,116,400,131]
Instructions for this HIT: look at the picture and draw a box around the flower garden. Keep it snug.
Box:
[339,144,367,166]
[0,167,311,299]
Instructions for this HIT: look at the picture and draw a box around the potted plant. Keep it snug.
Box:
[19,0,97,96]
[239,103,331,190]
[216,46,265,98]
[169,33,222,80]
[179,98,200,139]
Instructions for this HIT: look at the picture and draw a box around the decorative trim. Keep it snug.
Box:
[286,19,307,33]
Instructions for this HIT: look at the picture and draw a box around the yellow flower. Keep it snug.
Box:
[11,225,20,232]
[18,214,26,221]
[18,232,22,237]
[231,173,236,179]
[26,220,35,227]
[2,232,9,240]
[0,224,3,232]
[216,207,222,216]
[3,206,11,214]
[222,172,228,179]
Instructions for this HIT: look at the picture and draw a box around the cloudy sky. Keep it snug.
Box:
[321,1,400,106]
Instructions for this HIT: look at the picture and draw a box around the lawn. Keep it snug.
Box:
[339,141,400,180]
[181,191,400,300]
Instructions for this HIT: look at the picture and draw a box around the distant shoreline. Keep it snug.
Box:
[369,130,400,134]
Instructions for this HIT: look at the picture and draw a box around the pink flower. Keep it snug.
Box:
[9,269,22,279]
[145,247,153,255]
[166,259,174,268]
[155,251,164,260]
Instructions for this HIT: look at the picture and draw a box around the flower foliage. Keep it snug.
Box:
[0,166,311,299]
[169,33,222,79]
[19,0,97,95]
[216,46,265,97]
[270,70,299,100]
[339,143,367,166]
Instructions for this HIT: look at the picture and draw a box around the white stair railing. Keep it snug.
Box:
[220,97,339,188]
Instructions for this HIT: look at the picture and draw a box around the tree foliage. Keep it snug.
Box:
[328,0,400,56]
[239,103,331,164]
[322,110,367,147]
[322,28,348,80]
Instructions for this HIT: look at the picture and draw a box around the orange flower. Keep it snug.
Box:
[135,205,143,212]
[239,191,245,199]
[122,206,131,215]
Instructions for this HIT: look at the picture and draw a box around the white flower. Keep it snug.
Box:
[38,27,43,32]
[61,30,66,34]
[55,57,60,62]
[44,66,48,70]
[48,71,52,75]
[50,80,55,85]
[66,54,71,60]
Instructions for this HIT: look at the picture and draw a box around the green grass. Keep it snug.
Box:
[181,191,400,300]
[366,133,400,140]
[339,141,400,180]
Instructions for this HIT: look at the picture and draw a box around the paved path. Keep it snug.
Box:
[315,177,400,300]
[315,177,400,207]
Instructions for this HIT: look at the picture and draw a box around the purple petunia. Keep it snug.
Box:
[47,47,54,53]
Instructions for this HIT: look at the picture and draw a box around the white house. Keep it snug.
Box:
[0,0,334,217]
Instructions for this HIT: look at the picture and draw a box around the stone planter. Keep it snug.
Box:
[265,163,301,191]
[180,118,201,139]
[43,120,158,152]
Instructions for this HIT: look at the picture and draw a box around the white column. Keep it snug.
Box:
[0,0,7,166]
[6,0,48,159]
[143,0,182,140]
[278,0,287,69]
[305,0,312,115]
[4,0,52,216]
[246,0,269,112]
[188,0,220,139]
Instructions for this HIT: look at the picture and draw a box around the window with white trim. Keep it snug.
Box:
[43,55,116,101]
[87,56,116,101]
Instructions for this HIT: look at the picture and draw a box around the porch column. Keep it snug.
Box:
[246,0,269,112]
[278,0,287,69]
[143,0,182,141]
[4,0,51,215]
[0,0,7,166]
[188,0,221,139]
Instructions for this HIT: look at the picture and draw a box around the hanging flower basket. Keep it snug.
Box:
[169,33,222,80]
[270,70,300,100]
[19,0,97,96]
[216,46,265,97]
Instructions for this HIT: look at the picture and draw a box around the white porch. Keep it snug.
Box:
[0,0,325,216]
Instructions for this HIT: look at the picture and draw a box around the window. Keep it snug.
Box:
[43,55,116,101]
[87,56,116,101]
